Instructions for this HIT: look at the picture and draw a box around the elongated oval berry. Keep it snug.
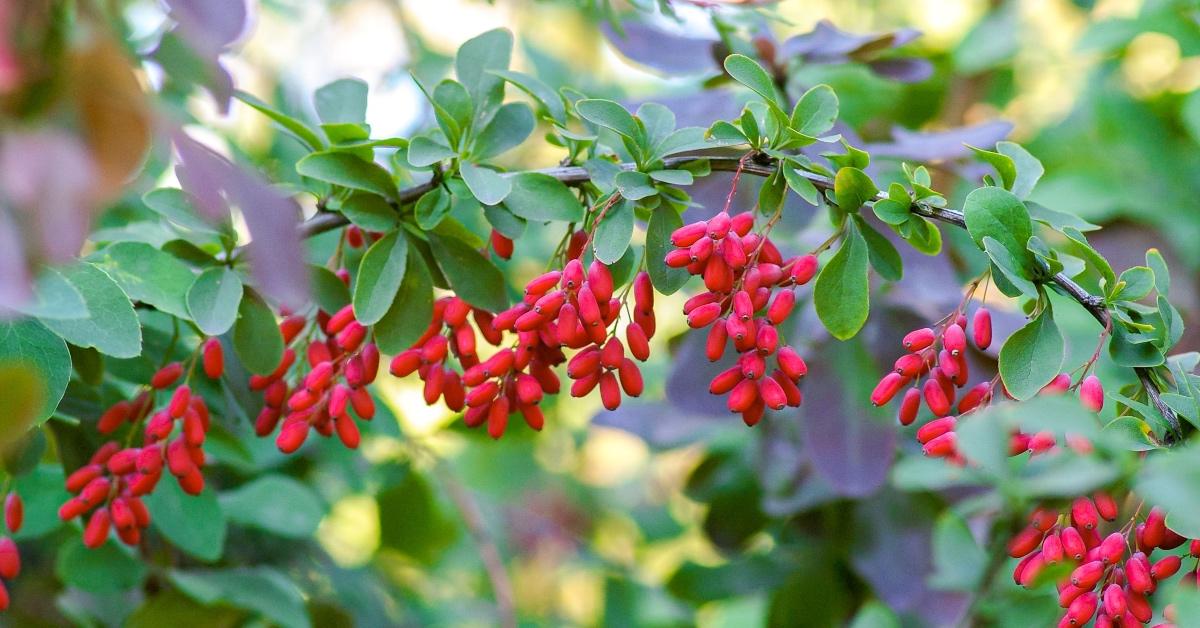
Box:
[1041,532,1064,564]
[758,376,787,411]
[776,347,807,381]
[922,432,957,458]
[972,308,992,350]
[727,379,758,413]
[0,538,18,579]
[870,373,906,406]
[898,388,921,425]
[710,367,744,395]
[598,371,622,411]
[1065,591,1097,626]
[1143,507,1167,548]
[276,420,310,454]
[664,249,693,268]
[1098,531,1125,564]
[706,212,731,239]
[626,323,650,361]
[766,289,795,325]
[588,261,615,303]
[334,413,361,449]
[687,302,722,329]
[326,304,357,335]
[788,254,818,286]
[670,221,708,247]
[490,229,513,259]
[1080,375,1104,412]
[1071,497,1100,531]
[902,328,936,351]
[4,493,22,534]
[922,379,952,417]
[1030,507,1059,532]
[1126,554,1153,594]
[1152,554,1182,580]
[202,338,224,379]
[150,362,184,389]
[1071,560,1105,589]
[1060,526,1086,561]
[84,508,111,548]
[97,401,132,434]
[601,337,624,370]
[618,359,643,397]
[1102,583,1126,617]
[916,416,956,444]
[1013,551,1044,586]
[772,371,803,407]
[520,405,544,431]
[943,323,966,355]
[1008,525,1046,558]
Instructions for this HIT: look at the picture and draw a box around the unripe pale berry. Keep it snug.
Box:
[1080,375,1104,412]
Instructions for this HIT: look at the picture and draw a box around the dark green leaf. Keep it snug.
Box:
[968,145,1017,190]
[296,152,399,200]
[339,192,398,231]
[999,306,1064,400]
[855,217,903,281]
[428,232,507,312]
[233,289,284,376]
[220,475,323,538]
[1135,444,1200,538]
[234,91,323,150]
[997,141,1044,199]
[593,198,634,265]
[814,224,870,340]
[353,230,409,325]
[929,511,986,590]
[375,245,433,353]
[613,171,657,200]
[414,186,453,230]
[56,537,146,593]
[502,173,584,222]
[186,267,244,336]
[170,567,310,628]
[88,242,195,318]
[378,467,457,565]
[962,186,1035,274]
[471,102,534,160]
[142,478,226,561]
[983,237,1039,299]
[646,208,689,295]
[576,99,642,141]
[43,263,142,359]
[309,265,350,314]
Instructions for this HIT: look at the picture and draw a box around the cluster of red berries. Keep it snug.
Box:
[389,245,654,437]
[63,343,225,550]
[249,304,379,453]
[1010,498,1195,626]
[0,493,22,609]
[871,305,1109,460]
[665,211,813,425]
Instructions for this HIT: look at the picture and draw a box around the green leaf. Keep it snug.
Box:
[833,167,877,211]
[56,536,146,593]
[186,267,244,336]
[501,173,584,222]
[483,203,526,239]
[339,192,397,231]
[353,230,409,325]
[296,152,398,200]
[170,567,310,628]
[962,186,1035,274]
[781,165,820,205]
[12,269,88,320]
[997,141,1044,199]
[1113,266,1155,301]
[234,91,324,151]
[428,232,507,312]
[0,319,70,425]
[456,28,512,110]
[143,188,222,235]
[1062,226,1116,290]
[1146,248,1170,297]
[220,475,323,538]
[233,289,284,376]
[309,265,350,314]
[13,465,70,540]
[614,171,658,200]
[814,224,870,340]
[903,217,943,255]
[929,511,986,590]
[593,198,634,265]
[142,478,227,562]
[1135,444,1200,538]
[0,366,40,447]
[849,602,900,628]
[459,162,511,205]
[967,145,1017,190]
[790,84,838,136]
[414,186,452,230]
[723,54,782,110]
[1109,322,1164,367]
[88,242,195,318]
[646,209,689,295]
[375,244,434,353]
[576,99,642,141]
[871,198,911,226]
[406,136,457,167]
[378,467,457,565]
[314,78,368,124]
[1026,201,1099,232]
[471,102,534,160]
[855,217,903,281]
[998,306,1064,400]
[490,69,567,123]
[648,169,693,185]
[983,237,1039,299]
[1102,416,1158,452]
[43,263,142,359]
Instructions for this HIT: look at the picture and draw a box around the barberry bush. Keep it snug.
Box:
[2,0,1200,625]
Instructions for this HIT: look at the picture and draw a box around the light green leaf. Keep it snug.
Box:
[502,173,584,222]
[314,78,368,124]
[170,567,310,628]
[459,162,511,206]
[43,263,142,359]
[983,236,1038,299]
[234,91,324,151]
[414,186,453,230]
[11,269,88,320]
[0,319,70,425]
[88,242,195,318]
[221,475,323,538]
[723,54,782,110]
[339,192,398,231]
[471,102,534,160]
[855,217,903,282]
[997,141,1044,199]
[406,136,457,167]
[296,151,399,200]
[1135,444,1200,538]
[143,188,221,235]
[814,224,870,340]
[648,169,693,185]
[490,69,567,123]
[186,267,244,336]
[309,265,350,314]
[232,289,284,376]
[998,306,1064,400]
[1146,248,1170,297]
[929,511,986,590]
[593,198,634,265]
[967,145,1017,190]
[142,479,227,562]
[353,230,409,325]
[833,167,877,212]
[456,28,512,109]
[576,99,642,140]
[1113,266,1155,301]
[790,84,838,136]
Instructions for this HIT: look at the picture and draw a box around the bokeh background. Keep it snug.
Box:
[4,0,1200,625]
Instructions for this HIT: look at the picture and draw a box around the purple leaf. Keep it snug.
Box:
[864,121,1014,162]
[782,21,922,63]
[592,401,727,449]
[851,492,972,623]
[160,0,248,112]
[601,20,718,75]
[0,131,97,265]
[0,212,30,313]
[867,58,934,83]
[666,330,737,417]
[798,363,897,497]
[173,131,309,308]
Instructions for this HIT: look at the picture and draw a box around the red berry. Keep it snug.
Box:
[4,493,21,534]
[1008,525,1046,558]
[1080,375,1104,412]
[83,508,111,548]
[150,362,184,389]
[898,388,921,426]
[0,538,18,579]
[972,308,992,350]
[490,229,513,260]
[276,420,310,453]
[97,400,133,434]
[870,373,907,406]
[902,328,935,351]
[943,323,966,356]
[202,338,224,379]
[787,254,818,285]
